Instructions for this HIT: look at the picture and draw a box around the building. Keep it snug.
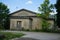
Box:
[9,9,54,30]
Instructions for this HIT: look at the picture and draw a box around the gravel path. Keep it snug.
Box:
[21,31,60,40]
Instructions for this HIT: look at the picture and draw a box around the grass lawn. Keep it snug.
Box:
[0,32,24,40]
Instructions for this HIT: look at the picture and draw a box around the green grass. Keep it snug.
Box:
[0,32,24,40]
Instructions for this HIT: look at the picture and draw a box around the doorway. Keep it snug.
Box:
[17,21,22,30]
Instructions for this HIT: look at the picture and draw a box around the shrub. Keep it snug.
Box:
[41,19,51,31]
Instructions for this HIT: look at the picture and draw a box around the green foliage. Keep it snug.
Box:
[38,0,54,18]
[42,19,51,31]
[37,13,41,17]
[0,32,24,40]
[0,2,9,29]
[55,0,60,28]
[38,0,54,31]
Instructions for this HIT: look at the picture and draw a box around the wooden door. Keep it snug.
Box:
[17,21,22,30]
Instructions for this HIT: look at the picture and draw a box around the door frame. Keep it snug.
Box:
[17,21,22,30]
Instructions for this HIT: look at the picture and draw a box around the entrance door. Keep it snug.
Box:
[29,18,33,30]
[17,21,22,30]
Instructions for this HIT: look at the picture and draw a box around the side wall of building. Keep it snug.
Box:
[32,17,42,30]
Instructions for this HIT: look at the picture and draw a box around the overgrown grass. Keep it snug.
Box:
[0,32,24,40]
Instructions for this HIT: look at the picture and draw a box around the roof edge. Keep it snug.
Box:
[9,9,37,15]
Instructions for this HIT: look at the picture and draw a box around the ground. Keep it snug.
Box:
[1,30,60,40]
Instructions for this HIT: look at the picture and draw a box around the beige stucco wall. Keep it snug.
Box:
[10,17,42,30]
[10,18,54,30]
[32,17,42,30]
[10,19,30,30]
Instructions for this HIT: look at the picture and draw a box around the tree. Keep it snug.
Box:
[38,0,54,31]
[0,2,9,29]
[55,0,60,28]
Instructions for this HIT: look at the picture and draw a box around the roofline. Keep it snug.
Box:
[9,9,37,15]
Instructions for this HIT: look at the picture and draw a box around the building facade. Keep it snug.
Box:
[10,9,54,30]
